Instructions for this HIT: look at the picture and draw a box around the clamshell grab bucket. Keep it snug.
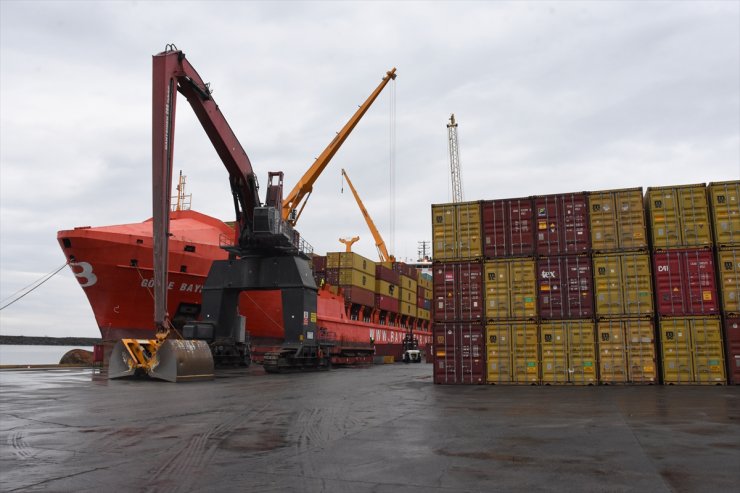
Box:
[108,339,214,382]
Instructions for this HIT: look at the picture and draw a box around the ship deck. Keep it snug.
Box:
[1,364,739,492]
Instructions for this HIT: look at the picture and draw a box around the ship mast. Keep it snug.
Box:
[171,171,192,211]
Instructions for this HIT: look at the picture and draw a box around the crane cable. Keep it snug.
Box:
[0,261,70,311]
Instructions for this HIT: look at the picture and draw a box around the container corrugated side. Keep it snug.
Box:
[593,252,653,317]
[458,201,483,260]
[690,317,725,384]
[484,258,537,320]
[653,249,718,316]
[482,197,535,258]
[375,279,399,299]
[537,255,594,319]
[659,317,693,384]
[486,323,512,384]
[535,193,591,256]
[646,184,712,250]
[342,286,375,307]
[588,187,647,252]
[375,295,399,313]
[432,204,457,261]
[433,322,485,384]
[716,248,740,316]
[724,317,740,384]
[339,252,376,276]
[566,320,597,385]
[338,268,375,290]
[708,180,740,248]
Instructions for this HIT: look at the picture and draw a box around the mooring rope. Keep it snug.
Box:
[0,261,70,311]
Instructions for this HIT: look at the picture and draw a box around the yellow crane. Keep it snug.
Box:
[282,68,397,226]
[341,168,395,262]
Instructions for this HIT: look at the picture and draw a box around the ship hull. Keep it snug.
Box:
[57,211,430,361]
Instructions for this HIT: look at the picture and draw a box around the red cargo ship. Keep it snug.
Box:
[57,209,431,362]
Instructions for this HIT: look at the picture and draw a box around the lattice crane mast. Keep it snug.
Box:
[447,113,464,203]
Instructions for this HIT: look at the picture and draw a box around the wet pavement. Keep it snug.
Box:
[0,364,738,492]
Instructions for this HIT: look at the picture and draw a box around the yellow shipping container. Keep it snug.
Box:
[416,308,430,321]
[658,317,724,384]
[716,248,740,315]
[593,252,653,317]
[338,268,375,289]
[568,321,597,385]
[375,279,399,299]
[512,321,539,384]
[400,301,417,317]
[486,323,513,384]
[540,322,568,384]
[418,275,433,291]
[708,180,740,247]
[326,252,376,275]
[589,188,647,252]
[625,319,658,383]
[484,258,537,320]
[646,184,712,249]
[690,318,726,384]
[400,275,418,293]
[597,319,628,384]
[597,319,657,384]
[431,202,482,260]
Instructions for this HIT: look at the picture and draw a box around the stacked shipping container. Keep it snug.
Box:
[646,184,726,384]
[707,181,740,384]
[433,180,738,385]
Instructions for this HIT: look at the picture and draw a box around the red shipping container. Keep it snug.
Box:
[537,255,594,319]
[433,322,485,384]
[375,264,401,284]
[311,255,327,272]
[535,193,591,256]
[725,317,740,384]
[482,197,536,258]
[653,249,719,316]
[432,261,483,322]
[325,268,339,286]
[342,286,375,307]
[375,295,399,313]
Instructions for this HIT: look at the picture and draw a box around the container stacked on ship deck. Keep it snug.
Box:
[535,192,597,385]
[646,183,725,384]
[481,196,538,384]
[708,180,740,384]
[590,188,657,385]
[432,201,485,384]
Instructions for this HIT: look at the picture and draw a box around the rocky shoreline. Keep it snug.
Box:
[0,335,101,346]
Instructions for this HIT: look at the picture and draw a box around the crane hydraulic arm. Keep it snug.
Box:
[282,68,397,226]
[341,168,394,262]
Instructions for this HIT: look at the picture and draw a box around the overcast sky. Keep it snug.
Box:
[1,1,738,338]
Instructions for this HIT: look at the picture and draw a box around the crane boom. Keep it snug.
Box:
[341,168,394,262]
[447,113,464,203]
[282,68,397,226]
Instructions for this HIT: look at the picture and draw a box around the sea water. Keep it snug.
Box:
[0,345,94,365]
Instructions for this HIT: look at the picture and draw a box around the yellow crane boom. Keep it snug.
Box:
[282,68,397,226]
[341,168,395,262]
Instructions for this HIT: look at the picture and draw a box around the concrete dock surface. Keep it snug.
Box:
[1,364,738,492]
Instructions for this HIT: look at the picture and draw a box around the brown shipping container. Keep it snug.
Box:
[588,188,648,252]
[433,322,485,384]
[432,261,484,322]
[482,197,536,258]
[646,184,712,250]
[653,249,719,316]
[593,252,653,317]
[537,255,594,319]
[724,317,740,384]
[342,286,375,307]
[484,258,537,320]
[716,248,740,316]
[375,295,399,313]
[311,255,327,272]
[534,193,590,256]
[325,267,339,286]
[375,264,401,285]
[431,202,483,261]
[659,317,725,384]
[707,181,740,248]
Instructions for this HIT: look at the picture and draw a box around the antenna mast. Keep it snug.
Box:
[447,114,463,203]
